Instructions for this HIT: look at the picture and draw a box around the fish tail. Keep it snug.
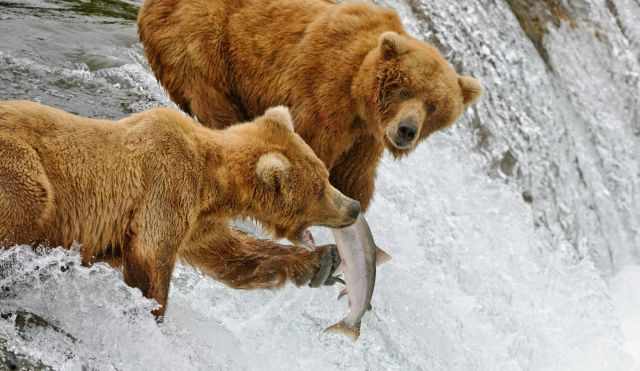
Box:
[324,321,360,341]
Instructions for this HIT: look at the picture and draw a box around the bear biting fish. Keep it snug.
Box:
[0,102,359,318]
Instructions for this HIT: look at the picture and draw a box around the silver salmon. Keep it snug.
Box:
[325,215,391,340]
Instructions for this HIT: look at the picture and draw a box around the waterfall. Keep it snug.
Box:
[0,0,639,369]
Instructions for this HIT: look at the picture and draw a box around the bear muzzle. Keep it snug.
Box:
[387,117,420,150]
[323,186,361,229]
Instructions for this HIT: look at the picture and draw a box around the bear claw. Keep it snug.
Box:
[309,245,342,288]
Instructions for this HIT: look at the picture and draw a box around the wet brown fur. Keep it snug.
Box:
[138,0,483,210]
[0,101,353,317]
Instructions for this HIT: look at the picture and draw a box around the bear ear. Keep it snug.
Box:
[379,31,408,60]
[458,76,483,106]
[256,152,291,190]
[262,106,294,132]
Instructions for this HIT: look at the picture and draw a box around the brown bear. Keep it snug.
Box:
[137,0,483,213]
[0,101,360,317]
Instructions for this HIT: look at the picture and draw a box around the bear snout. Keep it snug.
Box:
[397,120,418,142]
[335,198,360,228]
[347,200,361,221]
[388,118,419,149]
[324,186,361,228]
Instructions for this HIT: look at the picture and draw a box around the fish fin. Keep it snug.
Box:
[337,288,348,300]
[324,321,360,341]
[376,247,392,265]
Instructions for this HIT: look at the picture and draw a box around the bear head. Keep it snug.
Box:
[358,31,483,157]
[235,106,361,246]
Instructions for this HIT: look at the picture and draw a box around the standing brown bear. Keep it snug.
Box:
[138,0,482,267]
[0,101,360,317]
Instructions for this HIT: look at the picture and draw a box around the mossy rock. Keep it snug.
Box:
[0,310,78,371]
[0,338,54,371]
[58,0,139,21]
[504,0,576,68]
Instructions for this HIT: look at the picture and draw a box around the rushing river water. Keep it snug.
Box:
[1,0,639,369]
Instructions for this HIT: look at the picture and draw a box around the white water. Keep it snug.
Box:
[1,0,640,369]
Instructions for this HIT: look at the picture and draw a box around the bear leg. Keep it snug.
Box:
[122,239,178,319]
[180,227,339,289]
[329,134,381,211]
[0,135,53,245]
[120,178,193,318]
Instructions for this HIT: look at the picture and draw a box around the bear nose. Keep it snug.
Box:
[397,121,418,142]
[347,200,361,220]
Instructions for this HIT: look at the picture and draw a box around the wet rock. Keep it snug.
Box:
[60,0,140,21]
[504,0,576,68]
[8,311,78,344]
[499,150,518,177]
[0,338,53,371]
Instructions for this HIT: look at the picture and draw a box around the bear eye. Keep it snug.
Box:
[273,176,282,194]
[397,88,412,100]
[426,103,437,114]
